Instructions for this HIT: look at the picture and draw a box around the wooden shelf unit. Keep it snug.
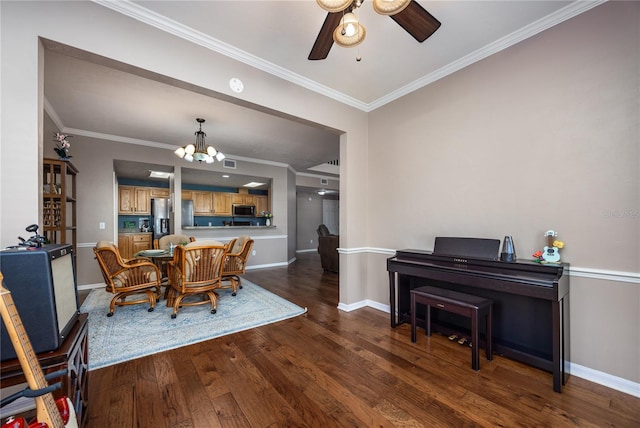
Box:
[42,159,78,255]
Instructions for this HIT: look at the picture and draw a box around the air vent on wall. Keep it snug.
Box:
[223,159,237,169]
[320,178,329,185]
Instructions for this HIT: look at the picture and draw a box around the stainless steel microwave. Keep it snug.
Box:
[232,204,255,217]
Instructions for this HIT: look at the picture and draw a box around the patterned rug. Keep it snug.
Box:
[80,280,306,370]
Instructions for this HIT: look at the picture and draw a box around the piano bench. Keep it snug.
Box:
[410,286,493,371]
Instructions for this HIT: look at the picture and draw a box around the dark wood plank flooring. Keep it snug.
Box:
[87,252,640,427]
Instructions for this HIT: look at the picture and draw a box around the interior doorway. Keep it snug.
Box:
[322,199,339,235]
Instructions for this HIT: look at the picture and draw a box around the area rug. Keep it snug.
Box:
[80,280,306,370]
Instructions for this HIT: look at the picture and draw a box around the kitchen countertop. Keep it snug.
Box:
[118,230,152,234]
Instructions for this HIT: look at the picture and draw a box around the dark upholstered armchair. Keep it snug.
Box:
[317,224,339,273]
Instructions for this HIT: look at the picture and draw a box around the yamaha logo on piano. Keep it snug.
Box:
[453,258,468,263]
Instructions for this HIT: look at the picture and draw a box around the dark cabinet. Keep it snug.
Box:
[1,313,89,427]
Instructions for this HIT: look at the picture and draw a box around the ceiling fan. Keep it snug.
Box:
[309,0,441,60]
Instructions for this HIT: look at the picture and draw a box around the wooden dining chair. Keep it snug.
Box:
[153,234,196,250]
[93,240,161,316]
[166,242,227,319]
[152,234,196,285]
[221,236,254,295]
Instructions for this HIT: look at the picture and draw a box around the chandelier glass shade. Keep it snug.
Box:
[174,118,225,164]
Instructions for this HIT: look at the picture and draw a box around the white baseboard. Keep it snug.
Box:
[246,261,288,270]
[78,283,103,291]
[568,362,640,398]
[338,299,389,313]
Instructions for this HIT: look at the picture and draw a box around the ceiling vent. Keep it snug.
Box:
[320,178,329,185]
[223,159,237,169]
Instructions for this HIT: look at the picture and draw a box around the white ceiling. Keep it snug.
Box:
[43,0,602,184]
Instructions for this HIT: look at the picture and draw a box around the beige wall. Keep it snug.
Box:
[297,191,324,251]
[1,1,367,290]
[1,1,638,389]
[367,2,639,383]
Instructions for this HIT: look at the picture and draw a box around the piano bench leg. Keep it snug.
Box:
[410,286,493,371]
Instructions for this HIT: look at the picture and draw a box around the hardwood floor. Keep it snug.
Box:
[87,252,639,427]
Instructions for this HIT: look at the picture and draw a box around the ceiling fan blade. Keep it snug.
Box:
[308,12,343,60]
[390,0,441,43]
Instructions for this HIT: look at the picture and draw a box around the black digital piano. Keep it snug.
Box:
[387,237,569,392]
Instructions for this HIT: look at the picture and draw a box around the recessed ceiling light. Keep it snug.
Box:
[149,170,171,179]
[222,174,230,178]
[244,182,265,188]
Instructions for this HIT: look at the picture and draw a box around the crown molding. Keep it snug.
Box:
[93,0,605,113]
[91,0,368,111]
[368,0,607,111]
[43,97,65,131]
[67,126,292,170]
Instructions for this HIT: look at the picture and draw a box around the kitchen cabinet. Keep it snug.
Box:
[118,186,150,214]
[255,195,269,216]
[213,192,232,216]
[182,189,268,217]
[192,191,213,215]
[117,233,151,259]
[133,233,152,255]
[149,187,170,198]
[231,193,256,205]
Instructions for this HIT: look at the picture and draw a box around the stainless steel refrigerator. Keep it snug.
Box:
[181,199,194,228]
[151,198,170,241]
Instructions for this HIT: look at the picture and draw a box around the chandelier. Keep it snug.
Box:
[316,0,411,47]
[174,118,225,164]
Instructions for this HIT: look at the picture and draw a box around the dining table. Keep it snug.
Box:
[135,248,175,300]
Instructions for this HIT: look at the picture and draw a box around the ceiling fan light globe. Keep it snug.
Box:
[345,23,357,37]
[174,147,186,158]
[185,144,196,155]
[207,146,217,156]
[215,152,226,161]
[341,12,358,28]
[184,154,194,162]
[316,0,351,13]
[205,156,215,164]
[372,0,411,16]
[333,21,366,47]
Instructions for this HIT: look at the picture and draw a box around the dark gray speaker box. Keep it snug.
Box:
[0,244,79,361]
